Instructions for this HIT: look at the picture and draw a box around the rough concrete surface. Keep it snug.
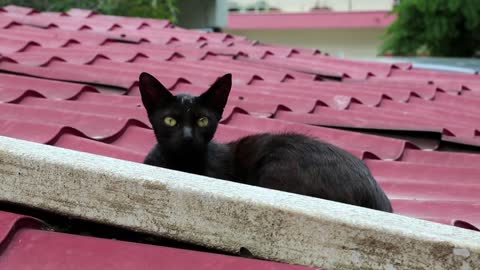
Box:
[0,136,479,269]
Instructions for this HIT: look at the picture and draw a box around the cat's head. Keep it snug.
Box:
[138,72,232,152]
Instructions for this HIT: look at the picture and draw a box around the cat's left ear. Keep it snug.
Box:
[199,73,232,118]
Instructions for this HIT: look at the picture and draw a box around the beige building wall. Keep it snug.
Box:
[226,28,385,58]
[229,0,394,12]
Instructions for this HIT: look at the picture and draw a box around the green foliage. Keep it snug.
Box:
[0,0,178,22]
[380,0,480,57]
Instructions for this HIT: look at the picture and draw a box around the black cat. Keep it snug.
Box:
[139,72,392,212]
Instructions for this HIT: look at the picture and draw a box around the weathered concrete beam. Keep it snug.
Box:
[0,136,478,270]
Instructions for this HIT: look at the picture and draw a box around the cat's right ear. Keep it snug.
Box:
[138,72,174,115]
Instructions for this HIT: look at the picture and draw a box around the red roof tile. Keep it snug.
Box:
[0,212,312,270]
[0,4,479,266]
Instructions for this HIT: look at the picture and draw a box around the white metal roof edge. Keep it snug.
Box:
[0,135,478,269]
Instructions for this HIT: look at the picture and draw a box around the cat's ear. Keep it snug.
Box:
[138,72,174,115]
[199,73,232,118]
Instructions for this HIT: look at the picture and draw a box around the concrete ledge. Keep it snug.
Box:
[0,135,479,269]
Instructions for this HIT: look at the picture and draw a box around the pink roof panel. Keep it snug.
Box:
[0,4,479,268]
[228,11,396,30]
[0,212,314,270]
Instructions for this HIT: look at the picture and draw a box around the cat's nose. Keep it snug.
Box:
[183,127,193,141]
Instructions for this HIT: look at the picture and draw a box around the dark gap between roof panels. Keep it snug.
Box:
[104,38,146,45]
[437,141,480,154]
[0,201,260,261]
[314,126,440,151]
[318,125,480,155]
[0,70,128,95]
[313,74,343,82]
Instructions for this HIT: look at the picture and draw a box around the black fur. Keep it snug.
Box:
[139,72,392,212]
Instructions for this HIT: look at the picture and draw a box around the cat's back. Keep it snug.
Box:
[230,133,392,212]
[232,133,357,165]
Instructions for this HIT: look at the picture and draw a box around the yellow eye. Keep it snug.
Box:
[164,117,177,127]
[197,117,209,127]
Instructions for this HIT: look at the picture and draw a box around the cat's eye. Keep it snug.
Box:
[164,116,177,127]
[197,117,209,127]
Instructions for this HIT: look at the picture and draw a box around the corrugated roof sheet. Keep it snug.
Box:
[0,4,479,267]
[0,211,313,269]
